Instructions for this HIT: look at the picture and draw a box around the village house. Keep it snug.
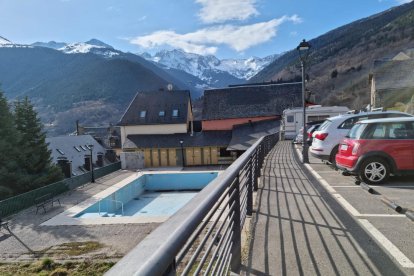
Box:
[46,135,116,177]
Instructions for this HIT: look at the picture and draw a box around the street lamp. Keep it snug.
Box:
[89,144,95,183]
[296,39,311,163]
[179,140,185,167]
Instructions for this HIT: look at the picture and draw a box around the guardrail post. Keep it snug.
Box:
[163,259,177,276]
[230,174,242,273]
[254,151,259,191]
[247,156,253,216]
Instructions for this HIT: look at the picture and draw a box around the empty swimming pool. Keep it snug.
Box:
[74,172,218,219]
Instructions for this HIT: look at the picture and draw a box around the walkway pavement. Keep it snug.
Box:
[242,141,405,275]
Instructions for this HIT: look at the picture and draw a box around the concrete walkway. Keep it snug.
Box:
[242,141,405,275]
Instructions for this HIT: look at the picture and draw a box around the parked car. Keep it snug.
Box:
[310,111,413,165]
[306,123,322,145]
[293,120,325,144]
[335,117,414,184]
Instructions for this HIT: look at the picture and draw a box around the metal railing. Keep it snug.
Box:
[106,134,278,276]
[98,198,124,216]
[0,162,121,218]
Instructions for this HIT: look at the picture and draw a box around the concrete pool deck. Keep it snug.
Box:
[41,170,219,226]
[0,167,225,262]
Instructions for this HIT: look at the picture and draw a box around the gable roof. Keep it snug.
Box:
[373,58,414,91]
[46,135,108,176]
[118,90,191,126]
[202,83,302,120]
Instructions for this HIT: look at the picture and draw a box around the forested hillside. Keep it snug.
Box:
[251,2,414,109]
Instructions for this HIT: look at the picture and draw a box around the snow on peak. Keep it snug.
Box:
[85,39,113,49]
[0,35,12,45]
[142,49,278,80]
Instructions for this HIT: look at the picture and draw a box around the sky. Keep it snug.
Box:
[0,0,412,59]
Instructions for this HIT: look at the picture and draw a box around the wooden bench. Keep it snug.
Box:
[0,217,9,231]
[34,193,61,214]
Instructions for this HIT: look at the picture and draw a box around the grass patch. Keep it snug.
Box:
[53,241,103,256]
[0,259,114,276]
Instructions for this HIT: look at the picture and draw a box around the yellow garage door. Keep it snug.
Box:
[185,148,194,166]
[168,149,177,166]
[144,149,152,168]
[193,148,202,165]
[160,149,168,167]
[203,147,211,165]
[211,147,218,164]
[151,149,160,167]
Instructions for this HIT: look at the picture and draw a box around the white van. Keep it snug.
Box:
[281,105,349,139]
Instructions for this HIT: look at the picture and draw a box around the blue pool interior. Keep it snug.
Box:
[75,172,218,218]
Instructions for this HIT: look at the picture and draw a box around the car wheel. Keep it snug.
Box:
[329,145,339,167]
[359,158,390,184]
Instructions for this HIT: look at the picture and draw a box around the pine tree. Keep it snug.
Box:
[0,91,22,199]
[14,97,62,191]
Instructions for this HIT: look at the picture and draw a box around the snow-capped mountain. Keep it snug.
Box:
[0,35,32,48]
[0,35,12,45]
[31,38,119,57]
[141,49,279,81]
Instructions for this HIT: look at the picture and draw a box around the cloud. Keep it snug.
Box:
[130,15,301,55]
[195,0,259,23]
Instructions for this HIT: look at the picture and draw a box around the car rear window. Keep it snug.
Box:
[317,120,331,131]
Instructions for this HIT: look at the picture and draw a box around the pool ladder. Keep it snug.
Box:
[98,199,124,217]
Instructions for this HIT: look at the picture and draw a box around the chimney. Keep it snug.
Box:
[84,155,91,171]
[97,152,104,167]
[57,157,72,178]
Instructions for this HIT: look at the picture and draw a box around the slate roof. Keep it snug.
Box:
[46,135,109,176]
[373,59,414,91]
[118,90,191,126]
[202,83,302,120]
[123,131,232,149]
[227,119,280,151]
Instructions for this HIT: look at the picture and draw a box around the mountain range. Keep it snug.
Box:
[251,1,414,109]
[0,37,273,135]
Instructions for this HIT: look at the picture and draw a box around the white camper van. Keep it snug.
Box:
[281,105,349,139]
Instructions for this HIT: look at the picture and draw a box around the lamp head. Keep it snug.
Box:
[296,39,311,62]
[179,140,184,144]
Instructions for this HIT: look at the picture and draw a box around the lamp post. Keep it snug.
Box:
[296,39,311,164]
[89,144,95,183]
[179,140,185,167]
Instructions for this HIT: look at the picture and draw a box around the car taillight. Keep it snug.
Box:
[352,142,360,155]
[315,133,328,141]
[307,132,312,138]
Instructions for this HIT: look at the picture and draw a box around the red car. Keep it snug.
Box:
[336,117,414,184]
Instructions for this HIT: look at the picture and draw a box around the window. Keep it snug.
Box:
[159,110,165,117]
[318,120,332,131]
[139,110,146,118]
[74,146,81,152]
[339,116,368,129]
[80,145,87,151]
[56,149,65,155]
[287,115,294,123]
[172,109,179,117]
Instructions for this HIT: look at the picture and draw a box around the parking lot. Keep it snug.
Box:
[296,146,414,274]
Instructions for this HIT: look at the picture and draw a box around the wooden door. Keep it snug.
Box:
[168,149,177,166]
[193,147,202,165]
[211,147,218,164]
[203,147,211,165]
[151,149,160,167]
[185,148,194,166]
[160,149,168,167]
[144,149,152,168]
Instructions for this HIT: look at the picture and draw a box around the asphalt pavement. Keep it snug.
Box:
[242,141,412,275]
